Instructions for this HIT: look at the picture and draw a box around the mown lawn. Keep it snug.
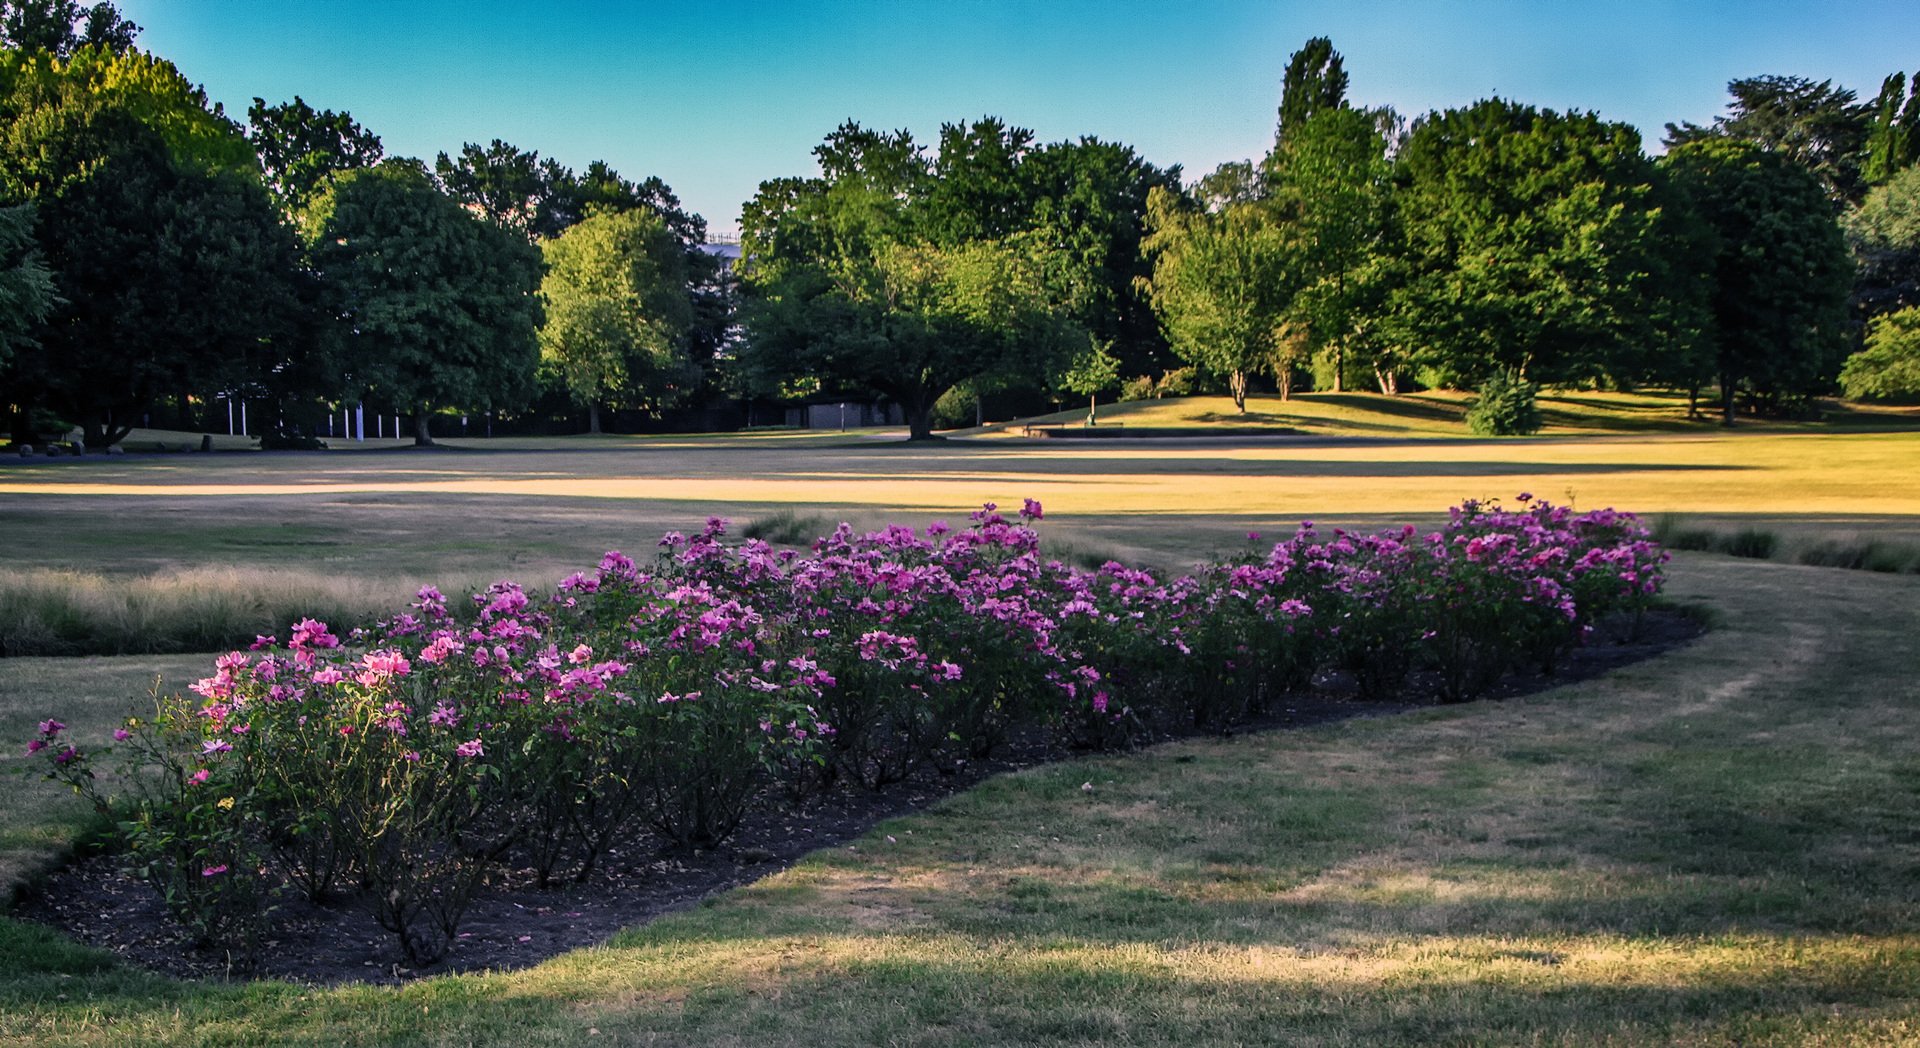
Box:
[1,553,1917,1045]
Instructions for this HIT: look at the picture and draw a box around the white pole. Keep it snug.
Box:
[226,397,234,435]
[355,404,364,442]
[240,401,248,437]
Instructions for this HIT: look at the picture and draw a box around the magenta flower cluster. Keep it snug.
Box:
[28,495,1664,964]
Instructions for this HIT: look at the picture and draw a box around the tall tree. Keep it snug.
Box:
[0,0,137,58]
[308,163,543,445]
[1140,181,1295,411]
[245,95,383,216]
[1392,98,1692,390]
[0,46,306,446]
[1019,137,1183,380]
[1666,75,1870,205]
[539,208,694,433]
[1663,138,1853,423]
[1863,71,1920,186]
[1276,36,1348,142]
[1264,105,1394,392]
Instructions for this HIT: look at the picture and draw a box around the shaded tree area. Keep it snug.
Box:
[1662,139,1853,423]
[0,40,314,447]
[307,163,543,446]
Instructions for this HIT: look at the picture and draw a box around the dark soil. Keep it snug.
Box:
[13,609,1703,986]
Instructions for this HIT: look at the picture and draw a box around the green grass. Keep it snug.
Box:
[1,558,1918,1044]
[3,430,1920,1043]
[968,389,1920,439]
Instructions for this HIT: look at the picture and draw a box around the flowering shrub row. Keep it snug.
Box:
[32,496,1666,964]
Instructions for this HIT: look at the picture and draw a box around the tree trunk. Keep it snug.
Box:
[1277,368,1293,401]
[1229,370,1248,412]
[906,407,934,441]
[1720,375,1736,427]
[413,409,434,446]
[1087,394,1098,426]
[1332,345,1344,393]
[588,402,602,435]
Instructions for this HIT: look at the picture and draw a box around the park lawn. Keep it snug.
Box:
[970,389,1920,438]
[0,554,1918,1045]
[2,430,1920,556]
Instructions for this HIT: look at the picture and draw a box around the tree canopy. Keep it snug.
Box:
[308,163,543,444]
[246,95,383,215]
[539,207,695,433]
[1663,137,1853,421]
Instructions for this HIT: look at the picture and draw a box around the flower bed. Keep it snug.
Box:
[29,496,1667,966]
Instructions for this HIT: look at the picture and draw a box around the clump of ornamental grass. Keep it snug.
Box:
[29,494,1668,967]
[0,567,408,657]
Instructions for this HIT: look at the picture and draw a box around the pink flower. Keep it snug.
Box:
[1021,498,1044,521]
[201,864,228,877]
[454,739,484,758]
[25,739,45,755]
[113,728,132,741]
[188,769,210,785]
[310,667,345,686]
[37,719,65,737]
[201,739,232,756]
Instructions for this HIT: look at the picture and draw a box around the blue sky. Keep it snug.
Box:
[118,1,1920,235]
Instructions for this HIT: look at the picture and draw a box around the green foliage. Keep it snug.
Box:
[1845,163,1920,317]
[1663,138,1854,421]
[1840,306,1920,400]
[539,208,694,431]
[1275,36,1348,141]
[0,0,137,59]
[1265,105,1396,391]
[307,163,543,443]
[0,201,52,367]
[1862,71,1920,185]
[1665,74,1870,205]
[1141,183,1293,411]
[244,95,382,216]
[1465,370,1542,436]
[740,121,1085,439]
[1392,98,1699,390]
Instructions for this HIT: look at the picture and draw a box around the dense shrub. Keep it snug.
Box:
[32,495,1667,964]
[1466,371,1543,435]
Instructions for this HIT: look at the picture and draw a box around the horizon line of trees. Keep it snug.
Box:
[3,2,1918,447]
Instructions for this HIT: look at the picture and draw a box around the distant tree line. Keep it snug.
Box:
[3,8,1917,448]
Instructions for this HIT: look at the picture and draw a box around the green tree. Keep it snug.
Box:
[1862,71,1920,185]
[539,208,694,433]
[1140,181,1294,411]
[1276,36,1348,141]
[434,139,570,241]
[245,95,383,215]
[1663,138,1853,423]
[1666,75,1870,205]
[740,121,1082,439]
[0,48,308,446]
[1392,99,1691,390]
[1839,306,1920,399]
[0,201,52,370]
[0,0,136,58]
[1845,162,1920,317]
[1060,338,1120,424]
[1019,137,1183,381]
[1265,105,1394,392]
[308,163,543,445]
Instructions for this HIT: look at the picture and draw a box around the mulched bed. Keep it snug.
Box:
[12,609,1703,986]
